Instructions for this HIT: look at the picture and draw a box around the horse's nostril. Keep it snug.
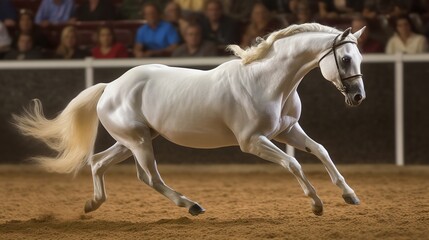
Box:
[354,94,363,102]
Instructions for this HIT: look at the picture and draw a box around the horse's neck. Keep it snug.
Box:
[246,33,334,99]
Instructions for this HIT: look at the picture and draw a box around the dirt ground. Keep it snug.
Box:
[0,164,428,240]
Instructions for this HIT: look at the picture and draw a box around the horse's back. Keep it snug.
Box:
[109,64,204,88]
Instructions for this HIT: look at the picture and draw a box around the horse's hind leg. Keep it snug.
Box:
[275,123,360,205]
[130,126,205,216]
[85,142,132,213]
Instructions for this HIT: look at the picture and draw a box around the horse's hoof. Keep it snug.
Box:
[312,204,323,216]
[343,193,360,205]
[188,204,205,216]
[84,200,98,213]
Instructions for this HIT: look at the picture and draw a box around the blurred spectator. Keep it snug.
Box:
[385,15,427,54]
[118,0,168,19]
[35,0,74,27]
[240,2,285,48]
[225,0,257,20]
[4,33,43,60]
[280,0,311,24]
[54,26,88,59]
[119,0,147,20]
[91,26,129,58]
[317,0,339,19]
[332,0,363,14]
[284,0,300,16]
[70,0,116,22]
[0,0,17,27]
[386,1,410,19]
[316,0,363,19]
[258,0,287,13]
[351,16,383,53]
[172,23,217,57]
[316,0,363,18]
[164,1,189,39]
[0,22,12,59]
[133,3,180,57]
[363,0,391,15]
[13,10,49,50]
[362,2,378,20]
[389,0,426,15]
[384,0,426,33]
[201,0,240,50]
[225,0,289,25]
[174,0,204,15]
[289,2,316,24]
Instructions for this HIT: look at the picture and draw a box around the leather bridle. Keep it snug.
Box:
[318,34,363,93]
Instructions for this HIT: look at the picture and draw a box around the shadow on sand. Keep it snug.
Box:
[0,214,284,234]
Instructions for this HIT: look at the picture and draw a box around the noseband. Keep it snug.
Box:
[318,34,363,93]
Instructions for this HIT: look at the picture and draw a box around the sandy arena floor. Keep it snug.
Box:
[0,164,428,240]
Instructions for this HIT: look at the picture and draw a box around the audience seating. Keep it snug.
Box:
[113,28,134,48]
[34,20,145,52]
[7,0,429,58]
[320,18,351,31]
[12,0,41,14]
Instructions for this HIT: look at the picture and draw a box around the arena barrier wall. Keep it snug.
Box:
[0,54,428,165]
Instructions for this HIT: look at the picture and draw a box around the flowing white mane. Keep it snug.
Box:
[227,23,342,65]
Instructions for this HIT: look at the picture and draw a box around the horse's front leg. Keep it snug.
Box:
[129,127,205,216]
[240,135,323,216]
[274,123,360,205]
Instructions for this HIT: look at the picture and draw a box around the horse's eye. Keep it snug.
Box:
[342,56,351,63]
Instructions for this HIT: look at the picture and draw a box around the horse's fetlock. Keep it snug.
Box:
[334,177,345,186]
[303,189,310,197]
[95,195,106,202]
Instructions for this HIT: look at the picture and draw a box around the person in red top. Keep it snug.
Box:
[91,26,129,59]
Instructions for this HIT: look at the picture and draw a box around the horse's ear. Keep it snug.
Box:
[340,27,352,40]
[353,26,366,39]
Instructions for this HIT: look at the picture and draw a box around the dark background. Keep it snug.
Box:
[0,62,427,165]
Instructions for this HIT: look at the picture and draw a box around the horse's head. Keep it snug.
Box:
[318,27,366,107]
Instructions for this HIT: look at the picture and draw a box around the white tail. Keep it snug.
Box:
[13,83,108,175]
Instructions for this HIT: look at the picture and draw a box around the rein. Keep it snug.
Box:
[318,34,363,93]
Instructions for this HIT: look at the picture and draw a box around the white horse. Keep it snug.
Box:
[14,23,366,216]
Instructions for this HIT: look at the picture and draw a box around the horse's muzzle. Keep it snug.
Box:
[343,77,365,107]
[345,92,365,106]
